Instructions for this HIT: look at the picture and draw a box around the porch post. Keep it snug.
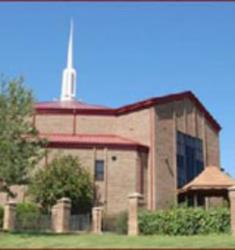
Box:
[228,186,235,236]
[193,193,198,207]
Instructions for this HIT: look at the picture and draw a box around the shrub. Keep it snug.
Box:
[29,155,93,213]
[0,205,4,229]
[102,214,116,232]
[15,202,40,231]
[115,211,128,234]
[138,206,230,235]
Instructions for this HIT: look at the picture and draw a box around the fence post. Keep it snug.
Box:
[51,197,71,233]
[51,203,59,232]
[92,207,103,234]
[128,192,143,236]
[229,186,235,236]
[3,201,16,231]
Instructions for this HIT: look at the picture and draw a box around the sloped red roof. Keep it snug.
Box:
[36,101,110,110]
[179,166,235,193]
[35,91,221,132]
[40,133,148,152]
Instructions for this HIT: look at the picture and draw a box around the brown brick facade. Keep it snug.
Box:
[154,98,220,210]
[0,93,221,215]
[36,115,74,134]
[45,148,144,215]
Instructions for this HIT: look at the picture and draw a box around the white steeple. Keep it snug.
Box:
[61,19,77,101]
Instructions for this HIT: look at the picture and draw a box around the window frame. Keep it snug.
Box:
[95,160,105,181]
[177,131,204,188]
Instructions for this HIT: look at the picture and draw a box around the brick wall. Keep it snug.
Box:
[155,102,177,209]
[206,121,220,166]
[33,98,220,212]
[154,98,220,210]
[76,116,116,134]
[43,148,142,215]
[116,109,151,146]
[0,147,142,215]
[115,109,152,210]
[36,115,74,134]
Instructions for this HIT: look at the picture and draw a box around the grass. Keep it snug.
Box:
[0,233,235,248]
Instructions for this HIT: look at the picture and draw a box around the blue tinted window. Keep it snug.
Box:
[177,132,204,188]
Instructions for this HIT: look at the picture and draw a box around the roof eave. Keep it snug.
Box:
[35,91,221,132]
[46,141,149,153]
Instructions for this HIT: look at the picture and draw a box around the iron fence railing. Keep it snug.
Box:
[70,214,90,231]
[14,213,91,232]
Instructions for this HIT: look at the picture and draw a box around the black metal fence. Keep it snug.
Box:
[14,213,91,233]
[15,213,52,232]
[70,214,91,231]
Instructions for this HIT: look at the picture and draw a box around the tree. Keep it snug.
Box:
[29,155,94,213]
[0,78,44,195]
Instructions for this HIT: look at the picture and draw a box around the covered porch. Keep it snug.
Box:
[178,166,235,208]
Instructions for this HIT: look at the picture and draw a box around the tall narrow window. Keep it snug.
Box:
[95,160,104,181]
[177,131,204,188]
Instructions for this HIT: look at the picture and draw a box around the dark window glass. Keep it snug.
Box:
[177,132,204,188]
[95,160,104,181]
[177,155,186,188]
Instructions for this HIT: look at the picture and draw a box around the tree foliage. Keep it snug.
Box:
[15,202,41,231]
[29,155,94,213]
[0,78,44,194]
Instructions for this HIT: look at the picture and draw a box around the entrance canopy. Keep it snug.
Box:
[179,166,235,196]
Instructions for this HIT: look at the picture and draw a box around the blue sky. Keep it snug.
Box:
[0,2,234,176]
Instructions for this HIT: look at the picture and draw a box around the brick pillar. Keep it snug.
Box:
[3,201,16,231]
[92,207,103,234]
[128,192,143,236]
[229,186,235,236]
[51,197,71,233]
[51,203,58,232]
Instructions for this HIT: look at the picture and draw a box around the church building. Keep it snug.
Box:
[0,22,223,216]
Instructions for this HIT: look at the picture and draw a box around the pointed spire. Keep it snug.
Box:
[67,19,73,69]
[60,19,77,102]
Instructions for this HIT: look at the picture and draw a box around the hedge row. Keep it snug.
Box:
[138,206,230,235]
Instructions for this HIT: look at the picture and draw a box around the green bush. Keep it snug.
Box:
[15,202,40,231]
[0,205,4,229]
[115,211,128,234]
[29,155,93,213]
[138,206,230,235]
[102,214,116,232]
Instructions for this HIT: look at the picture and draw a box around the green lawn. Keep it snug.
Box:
[0,233,235,248]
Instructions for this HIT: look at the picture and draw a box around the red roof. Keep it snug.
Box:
[36,101,110,110]
[179,166,235,193]
[35,91,221,132]
[40,133,148,152]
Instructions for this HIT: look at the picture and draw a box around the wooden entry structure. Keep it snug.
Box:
[178,166,235,208]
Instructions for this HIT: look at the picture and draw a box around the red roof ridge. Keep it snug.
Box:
[39,133,148,152]
[39,133,145,146]
[35,91,221,132]
[36,100,111,110]
[116,91,221,131]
